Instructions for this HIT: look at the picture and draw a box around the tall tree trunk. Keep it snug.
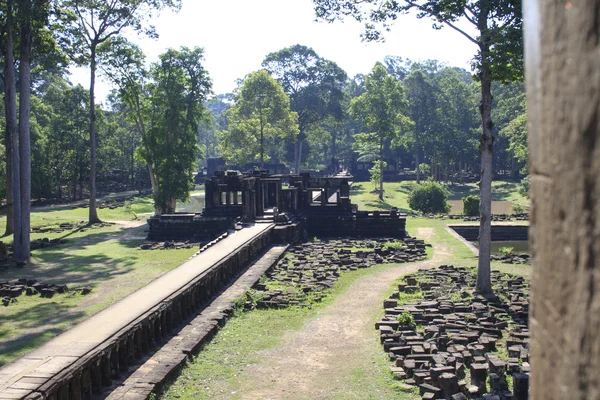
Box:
[476,53,493,295]
[88,45,101,224]
[415,128,421,184]
[5,1,21,253]
[379,138,384,200]
[17,7,32,262]
[294,132,304,173]
[415,149,420,184]
[526,0,600,398]
[4,74,14,236]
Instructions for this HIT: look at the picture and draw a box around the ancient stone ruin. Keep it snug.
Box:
[148,171,407,242]
[249,237,428,309]
[378,265,530,399]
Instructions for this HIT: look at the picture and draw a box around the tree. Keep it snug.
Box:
[65,0,181,224]
[12,0,51,262]
[98,37,160,209]
[219,70,298,167]
[1,0,20,244]
[144,47,211,214]
[313,0,523,294]
[262,44,347,172]
[350,63,411,200]
[403,70,437,183]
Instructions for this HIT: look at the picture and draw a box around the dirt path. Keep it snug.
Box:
[235,228,451,400]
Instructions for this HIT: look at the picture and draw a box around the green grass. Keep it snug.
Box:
[0,197,196,367]
[162,257,429,400]
[351,180,530,213]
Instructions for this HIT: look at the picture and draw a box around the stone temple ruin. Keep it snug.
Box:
[148,170,407,242]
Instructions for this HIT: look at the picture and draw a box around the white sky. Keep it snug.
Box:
[69,0,478,102]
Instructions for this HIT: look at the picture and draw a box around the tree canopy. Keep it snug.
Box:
[219,70,298,167]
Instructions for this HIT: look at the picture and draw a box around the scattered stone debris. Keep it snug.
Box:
[30,238,68,250]
[251,237,428,309]
[139,240,200,250]
[490,253,530,264]
[140,232,230,253]
[0,279,92,306]
[32,222,82,234]
[447,213,529,222]
[73,196,135,210]
[378,265,530,400]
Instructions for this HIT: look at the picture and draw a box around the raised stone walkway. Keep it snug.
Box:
[0,223,274,400]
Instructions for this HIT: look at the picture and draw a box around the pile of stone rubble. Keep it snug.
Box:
[252,237,428,309]
[1,279,92,306]
[490,253,530,265]
[378,265,530,400]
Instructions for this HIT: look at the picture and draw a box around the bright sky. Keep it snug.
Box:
[69,0,478,101]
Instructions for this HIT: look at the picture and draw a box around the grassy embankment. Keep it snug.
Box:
[161,181,530,400]
[0,195,198,366]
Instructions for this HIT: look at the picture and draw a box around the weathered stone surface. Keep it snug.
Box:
[377,265,530,400]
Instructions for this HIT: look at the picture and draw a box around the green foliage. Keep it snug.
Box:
[218,70,298,165]
[518,176,530,199]
[369,160,386,190]
[499,246,514,256]
[144,47,212,213]
[350,63,412,197]
[511,204,524,214]
[262,44,347,170]
[462,195,480,216]
[417,163,431,176]
[408,181,450,214]
[397,312,415,325]
[382,240,405,252]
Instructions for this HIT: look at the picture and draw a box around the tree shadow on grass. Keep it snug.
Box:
[364,200,393,210]
[0,301,87,366]
[0,228,141,286]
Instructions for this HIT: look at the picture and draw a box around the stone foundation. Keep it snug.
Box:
[0,226,274,400]
[448,225,528,242]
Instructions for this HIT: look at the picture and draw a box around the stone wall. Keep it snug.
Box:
[449,225,528,242]
[305,211,407,237]
[147,213,234,241]
[12,227,273,400]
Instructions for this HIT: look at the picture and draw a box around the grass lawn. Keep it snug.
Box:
[351,180,530,213]
[0,195,198,366]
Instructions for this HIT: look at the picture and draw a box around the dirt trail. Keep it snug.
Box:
[235,228,450,400]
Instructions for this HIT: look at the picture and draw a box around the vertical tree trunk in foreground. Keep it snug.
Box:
[525,0,600,398]
[17,10,32,262]
[476,58,494,295]
[4,80,14,236]
[88,48,101,224]
[5,0,21,252]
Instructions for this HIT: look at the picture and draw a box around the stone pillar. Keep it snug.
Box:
[339,179,349,199]
[525,0,600,399]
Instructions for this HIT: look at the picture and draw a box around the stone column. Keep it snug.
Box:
[525,0,600,399]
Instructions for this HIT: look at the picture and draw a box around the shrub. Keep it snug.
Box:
[518,176,530,198]
[511,204,524,214]
[462,195,480,216]
[397,312,415,326]
[408,181,451,214]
